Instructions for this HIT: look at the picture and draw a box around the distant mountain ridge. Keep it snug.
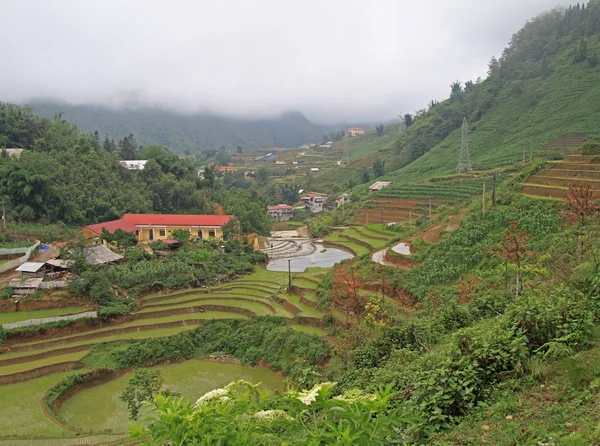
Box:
[27,101,326,153]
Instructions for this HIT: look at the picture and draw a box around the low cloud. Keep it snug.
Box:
[0,0,561,123]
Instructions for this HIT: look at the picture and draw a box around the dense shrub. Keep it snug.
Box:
[111,318,331,387]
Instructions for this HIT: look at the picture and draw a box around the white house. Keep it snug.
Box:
[369,181,392,192]
[119,160,148,170]
[268,205,294,222]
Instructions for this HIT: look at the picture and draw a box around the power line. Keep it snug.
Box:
[456,117,472,174]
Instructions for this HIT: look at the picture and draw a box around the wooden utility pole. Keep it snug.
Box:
[381,208,384,231]
[1,201,5,231]
[288,259,292,294]
[491,172,499,207]
[522,144,525,164]
[530,140,533,162]
[429,199,432,219]
[409,209,412,226]
[482,182,486,214]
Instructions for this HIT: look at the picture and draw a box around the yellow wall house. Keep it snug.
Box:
[83,214,234,243]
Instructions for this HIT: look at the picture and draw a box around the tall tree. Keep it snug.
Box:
[372,158,385,177]
[375,124,384,137]
[330,268,366,324]
[498,221,532,299]
[118,134,139,160]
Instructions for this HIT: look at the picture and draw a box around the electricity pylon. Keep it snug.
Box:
[456,117,472,174]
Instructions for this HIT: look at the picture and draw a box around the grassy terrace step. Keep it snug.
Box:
[5,325,200,354]
[119,311,248,328]
[0,307,89,325]
[548,162,600,171]
[540,169,600,179]
[0,435,130,446]
[323,234,369,257]
[350,226,391,241]
[282,294,323,318]
[290,325,328,337]
[142,285,277,303]
[340,234,375,251]
[528,176,600,187]
[136,298,284,317]
[0,350,89,376]
[139,294,283,313]
[292,278,319,289]
[302,290,319,302]
[343,228,390,249]
[143,289,274,305]
[364,224,399,236]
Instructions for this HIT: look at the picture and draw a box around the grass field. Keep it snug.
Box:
[0,307,89,325]
[0,373,75,437]
[0,350,90,376]
[58,360,286,434]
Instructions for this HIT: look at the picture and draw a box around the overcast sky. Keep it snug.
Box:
[1,0,561,123]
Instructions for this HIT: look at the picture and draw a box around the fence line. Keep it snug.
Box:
[0,244,35,256]
[0,242,40,274]
[0,310,97,330]
[39,281,69,289]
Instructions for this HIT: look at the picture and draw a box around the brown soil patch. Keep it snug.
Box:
[420,222,445,244]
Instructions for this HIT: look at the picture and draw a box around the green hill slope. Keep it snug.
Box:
[341,2,600,187]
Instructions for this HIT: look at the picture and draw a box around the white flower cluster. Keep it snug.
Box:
[195,388,230,406]
[252,409,293,421]
[333,389,376,403]
[296,382,337,406]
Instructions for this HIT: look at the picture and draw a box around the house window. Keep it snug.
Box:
[197,230,202,237]
[209,230,216,238]
[159,229,166,237]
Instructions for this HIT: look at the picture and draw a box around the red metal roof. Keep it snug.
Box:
[85,214,233,235]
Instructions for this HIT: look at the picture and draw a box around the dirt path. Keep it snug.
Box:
[0,244,58,288]
[371,213,464,269]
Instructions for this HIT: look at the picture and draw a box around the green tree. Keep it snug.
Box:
[118,134,139,160]
[403,113,413,127]
[375,124,384,137]
[120,369,165,420]
[372,158,385,177]
[255,167,269,184]
[215,150,231,166]
[360,168,370,184]
[172,228,191,245]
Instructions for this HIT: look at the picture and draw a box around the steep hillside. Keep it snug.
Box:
[340,2,600,187]
[27,102,325,153]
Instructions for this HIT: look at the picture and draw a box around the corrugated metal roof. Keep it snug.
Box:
[16,262,45,273]
[45,259,74,269]
[83,245,123,266]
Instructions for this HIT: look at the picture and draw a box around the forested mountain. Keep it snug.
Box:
[0,104,272,233]
[27,102,324,152]
[348,1,600,184]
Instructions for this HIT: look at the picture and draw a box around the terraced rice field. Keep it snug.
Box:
[58,360,285,434]
[522,154,600,200]
[353,197,440,225]
[375,179,489,204]
[0,266,330,442]
[324,224,399,256]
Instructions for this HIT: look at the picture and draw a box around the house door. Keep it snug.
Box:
[149,229,154,240]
